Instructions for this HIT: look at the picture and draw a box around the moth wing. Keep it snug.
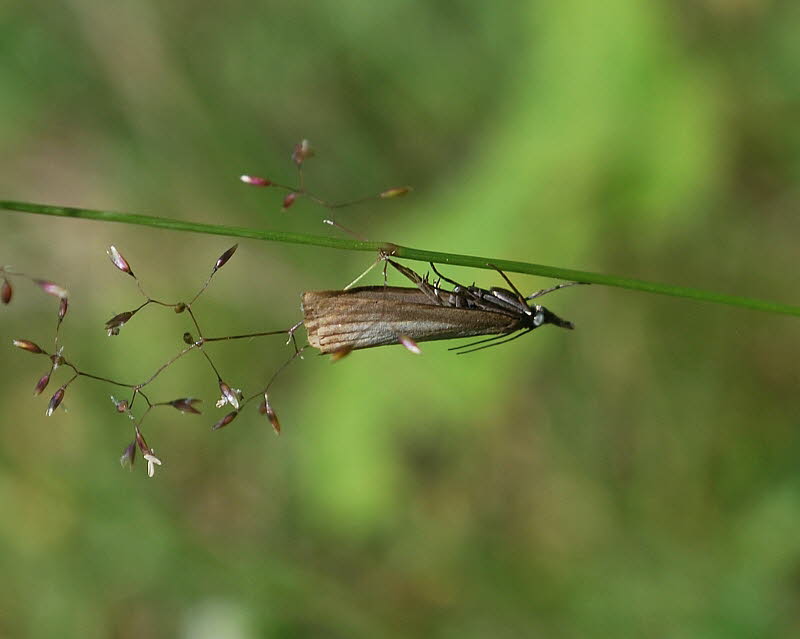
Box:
[303,290,519,353]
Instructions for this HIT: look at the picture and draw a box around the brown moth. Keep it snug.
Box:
[302,259,581,355]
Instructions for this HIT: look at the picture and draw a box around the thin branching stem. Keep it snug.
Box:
[2,200,798,317]
[203,329,293,342]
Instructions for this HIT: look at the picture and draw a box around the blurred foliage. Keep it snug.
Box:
[1,0,800,637]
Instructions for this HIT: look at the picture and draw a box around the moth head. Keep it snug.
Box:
[531,305,574,330]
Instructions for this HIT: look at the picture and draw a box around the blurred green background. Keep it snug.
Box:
[2,1,799,637]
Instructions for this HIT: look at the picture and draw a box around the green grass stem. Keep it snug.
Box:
[2,199,798,317]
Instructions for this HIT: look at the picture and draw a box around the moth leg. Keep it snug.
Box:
[385,258,424,285]
[487,263,528,305]
[526,281,589,300]
[429,262,484,305]
[385,259,443,305]
[428,262,465,289]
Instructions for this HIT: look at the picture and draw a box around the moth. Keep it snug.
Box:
[302,259,581,355]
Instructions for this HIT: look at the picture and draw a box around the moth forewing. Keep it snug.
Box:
[302,287,522,354]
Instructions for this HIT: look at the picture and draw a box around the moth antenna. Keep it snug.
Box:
[449,335,507,352]
[453,329,534,355]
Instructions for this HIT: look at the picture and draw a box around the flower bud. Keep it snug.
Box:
[105,310,135,336]
[212,411,238,431]
[168,398,202,414]
[107,245,135,277]
[33,371,51,396]
[35,279,68,299]
[113,398,129,413]
[329,345,353,362]
[379,186,412,199]
[45,387,65,416]
[13,339,45,354]
[218,381,240,410]
[58,297,69,321]
[1,278,11,304]
[291,139,314,166]
[132,427,162,477]
[240,175,272,187]
[281,192,297,211]
[398,335,422,355]
[173,302,186,314]
[259,394,281,435]
[182,332,194,345]
[134,426,150,455]
[213,244,238,273]
[120,441,136,470]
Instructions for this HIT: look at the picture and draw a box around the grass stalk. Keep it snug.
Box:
[2,199,798,317]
